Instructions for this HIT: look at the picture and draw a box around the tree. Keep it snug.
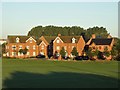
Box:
[86,47,93,59]
[71,47,78,56]
[110,45,118,60]
[103,47,110,58]
[23,47,28,55]
[19,48,28,58]
[115,39,120,60]
[92,49,99,59]
[60,47,66,58]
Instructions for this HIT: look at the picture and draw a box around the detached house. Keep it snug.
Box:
[5,34,114,60]
[86,34,114,60]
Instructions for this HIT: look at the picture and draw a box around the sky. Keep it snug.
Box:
[0,0,119,39]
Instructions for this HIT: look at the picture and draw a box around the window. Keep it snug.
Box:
[12,45,16,50]
[7,52,9,56]
[56,46,60,50]
[26,46,29,49]
[33,45,36,50]
[30,39,32,43]
[56,40,60,43]
[12,52,16,56]
[72,37,75,43]
[41,45,44,49]
[27,52,29,56]
[19,45,22,49]
[16,37,19,43]
[64,46,67,50]
[99,46,101,49]
[33,52,36,56]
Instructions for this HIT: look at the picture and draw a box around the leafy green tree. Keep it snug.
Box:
[23,48,28,55]
[71,47,78,56]
[2,43,6,54]
[19,49,23,54]
[60,47,66,58]
[19,48,28,58]
[86,47,93,58]
[115,39,120,60]
[92,49,99,59]
[104,47,110,58]
[110,45,118,60]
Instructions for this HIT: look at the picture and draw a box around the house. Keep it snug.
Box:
[6,36,38,58]
[5,33,114,60]
[86,34,114,60]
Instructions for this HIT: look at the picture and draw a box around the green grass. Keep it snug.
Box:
[2,58,119,88]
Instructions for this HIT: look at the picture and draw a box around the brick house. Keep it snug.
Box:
[52,34,86,58]
[86,34,114,60]
[6,36,38,58]
[6,34,114,60]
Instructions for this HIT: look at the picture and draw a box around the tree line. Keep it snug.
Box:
[27,25,108,39]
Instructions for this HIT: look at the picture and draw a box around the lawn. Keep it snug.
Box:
[2,58,119,88]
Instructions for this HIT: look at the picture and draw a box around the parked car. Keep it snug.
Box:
[63,56,70,60]
[82,56,89,60]
[36,54,45,58]
[75,56,83,60]
[75,56,89,60]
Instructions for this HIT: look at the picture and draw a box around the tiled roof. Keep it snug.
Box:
[44,36,56,43]
[90,38,113,45]
[36,39,42,45]
[59,36,80,43]
[7,35,36,43]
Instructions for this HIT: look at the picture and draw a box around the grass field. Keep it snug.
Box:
[2,58,119,88]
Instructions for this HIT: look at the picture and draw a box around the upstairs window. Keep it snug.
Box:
[12,45,16,50]
[19,45,22,49]
[33,45,36,50]
[41,45,44,50]
[56,46,60,50]
[30,39,32,43]
[72,37,75,43]
[56,40,60,43]
[16,37,20,43]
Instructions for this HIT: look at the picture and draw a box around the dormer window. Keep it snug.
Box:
[57,39,60,43]
[72,37,75,43]
[16,37,19,43]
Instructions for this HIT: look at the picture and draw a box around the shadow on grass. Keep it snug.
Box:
[2,71,119,88]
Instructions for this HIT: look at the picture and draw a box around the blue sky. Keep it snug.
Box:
[1,1,119,39]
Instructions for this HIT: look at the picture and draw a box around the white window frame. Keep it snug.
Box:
[12,45,16,50]
[33,52,36,56]
[33,45,36,50]
[19,45,22,49]
[16,37,20,43]
[56,46,60,50]
[64,46,67,50]
[30,39,32,43]
[41,45,44,50]
[27,52,30,56]
[12,52,16,56]
[72,38,76,43]
[26,46,29,49]
[56,39,60,43]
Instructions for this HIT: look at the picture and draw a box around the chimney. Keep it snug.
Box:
[107,34,112,38]
[92,34,96,39]
[58,34,61,37]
